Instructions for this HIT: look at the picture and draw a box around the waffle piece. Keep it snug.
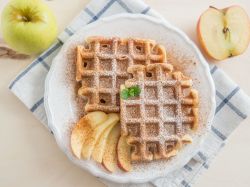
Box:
[120,63,199,162]
[76,36,167,113]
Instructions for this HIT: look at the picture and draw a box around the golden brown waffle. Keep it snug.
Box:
[76,36,167,113]
[120,63,199,162]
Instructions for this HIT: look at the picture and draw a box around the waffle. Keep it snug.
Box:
[120,63,199,162]
[76,36,167,113]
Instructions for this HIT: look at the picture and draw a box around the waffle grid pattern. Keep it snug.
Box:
[120,63,199,161]
[76,36,167,113]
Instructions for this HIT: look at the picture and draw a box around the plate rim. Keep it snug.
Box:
[44,13,216,183]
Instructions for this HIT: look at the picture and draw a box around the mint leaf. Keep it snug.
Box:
[132,86,141,96]
[121,86,141,100]
[129,86,141,97]
[129,87,136,97]
[121,88,129,99]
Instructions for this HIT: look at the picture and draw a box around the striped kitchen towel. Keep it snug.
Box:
[9,0,250,186]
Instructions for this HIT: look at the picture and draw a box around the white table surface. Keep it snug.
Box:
[0,0,250,186]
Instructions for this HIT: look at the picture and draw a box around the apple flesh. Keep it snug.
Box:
[117,135,132,172]
[81,113,119,159]
[1,0,58,55]
[102,125,120,173]
[197,6,250,60]
[91,122,117,163]
[70,111,108,159]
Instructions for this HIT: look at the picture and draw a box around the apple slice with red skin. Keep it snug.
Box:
[117,135,132,172]
[197,6,250,60]
[102,125,120,173]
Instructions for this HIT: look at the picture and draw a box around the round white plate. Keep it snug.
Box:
[44,13,216,184]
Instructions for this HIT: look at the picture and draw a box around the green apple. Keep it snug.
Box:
[1,0,58,55]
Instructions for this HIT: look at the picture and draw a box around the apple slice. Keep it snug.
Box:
[197,6,250,60]
[81,113,119,159]
[70,111,108,158]
[92,122,117,163]
[117,135,132,172]
[102,125,121,173]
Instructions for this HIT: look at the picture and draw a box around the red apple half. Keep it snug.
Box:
[197,6,250,60]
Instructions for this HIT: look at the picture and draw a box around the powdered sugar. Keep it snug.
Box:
[75,36,167,113]
[45,14,215,183]
[120,63,198,161]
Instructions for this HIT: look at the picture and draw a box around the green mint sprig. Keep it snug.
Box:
[121,86,141,100]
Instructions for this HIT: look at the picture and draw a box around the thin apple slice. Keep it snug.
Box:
[81,113,119,159]
[102,125,120,173]
[92,122,117,163]
[70,111,108,158]
[117,135,132,172]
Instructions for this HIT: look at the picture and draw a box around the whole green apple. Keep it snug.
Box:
[1,0,58,55]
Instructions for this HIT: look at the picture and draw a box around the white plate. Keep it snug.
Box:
[44,13,216,184]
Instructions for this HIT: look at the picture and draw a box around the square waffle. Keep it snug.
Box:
[120,63,199,162]
[76,36,167,113]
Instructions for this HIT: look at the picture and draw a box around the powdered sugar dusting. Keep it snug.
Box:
[120,63,198,162]
[45,14,215,183]
[75,36,167,113]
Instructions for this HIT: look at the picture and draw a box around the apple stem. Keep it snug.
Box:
[22,16,29,22]
[209,6,219,10]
